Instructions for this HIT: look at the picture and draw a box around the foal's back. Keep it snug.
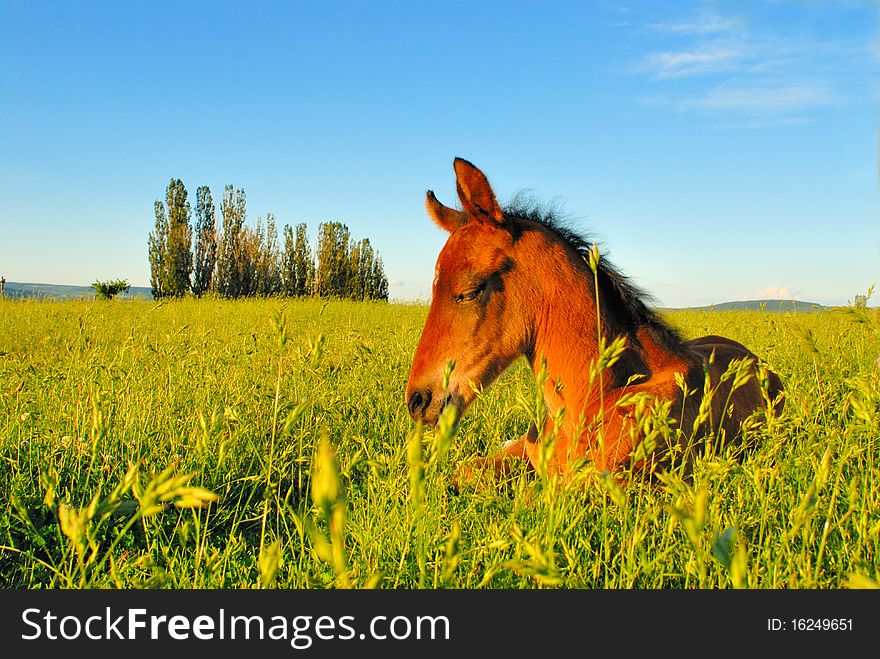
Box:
[671,334,784,464]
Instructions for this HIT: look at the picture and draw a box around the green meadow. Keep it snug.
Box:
[1,297,878,589]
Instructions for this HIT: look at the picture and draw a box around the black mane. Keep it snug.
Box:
[503,196,687,355]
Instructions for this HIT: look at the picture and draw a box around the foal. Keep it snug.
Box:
[406,158,784,481]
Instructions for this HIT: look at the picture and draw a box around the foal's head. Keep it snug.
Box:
[406,158,569,424]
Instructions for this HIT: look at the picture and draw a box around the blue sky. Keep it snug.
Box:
[1,0,877,306]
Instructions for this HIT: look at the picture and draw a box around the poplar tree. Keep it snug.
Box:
[347,240,363,300]
[148,200,169,298]
[165,178,192,296]
[281,222,314,297]
[255,213,282,296]
[357,239,375,300]
[238,224,258,297]
[315,222,350,297]
[192,185,217,296]
[371,255,389,301]
[296,223,315,296]
[216,185,247,298]
[281,224,296,296]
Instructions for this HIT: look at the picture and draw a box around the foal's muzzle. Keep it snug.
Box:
[406,385,464,425]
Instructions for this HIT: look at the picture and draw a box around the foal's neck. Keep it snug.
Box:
[524,240,671,417]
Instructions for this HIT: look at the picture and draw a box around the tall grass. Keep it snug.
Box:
[1,296,878,588]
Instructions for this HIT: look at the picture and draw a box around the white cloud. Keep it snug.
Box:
[389,279,406,287]
[677,81,834,113]
[648,13,743,34]
[646,46,742,79]
[750,285,795,299]
[629,6,864,124]
[638,81,834,125]
[648,16,739,36]
[639,10,746,79]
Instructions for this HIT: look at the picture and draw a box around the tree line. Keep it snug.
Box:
[148,178,389,301]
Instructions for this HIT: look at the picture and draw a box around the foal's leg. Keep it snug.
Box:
[452,424,536,489]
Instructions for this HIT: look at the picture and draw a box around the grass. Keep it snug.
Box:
[1,296,878,589]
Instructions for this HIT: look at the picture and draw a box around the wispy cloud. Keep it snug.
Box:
[628,4,859,124]
[389,279,406,287]
[639,80,834,125]
[648,16,739,35]
[645,46,742,79]
[677,81,834,114]
[638,10,747,79]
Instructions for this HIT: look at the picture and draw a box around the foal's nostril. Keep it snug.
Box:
[408,391,423,416]
[408,389,432,417]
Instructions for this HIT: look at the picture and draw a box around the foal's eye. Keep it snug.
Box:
[456,282,487,303]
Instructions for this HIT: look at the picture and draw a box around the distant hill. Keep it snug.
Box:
[0,285,832,311]
[1,281,153,301]
[668,299,827,312]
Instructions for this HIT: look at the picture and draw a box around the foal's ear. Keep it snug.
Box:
[453,158,505,225]
[425,190,468,233]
